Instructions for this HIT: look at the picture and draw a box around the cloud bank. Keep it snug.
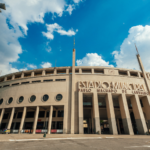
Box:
[76,53,113,67]
[112,25,150,71]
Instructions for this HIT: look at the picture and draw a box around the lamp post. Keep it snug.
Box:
[0,3,6,13]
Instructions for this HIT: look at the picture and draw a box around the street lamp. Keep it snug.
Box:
[0,3,6,13]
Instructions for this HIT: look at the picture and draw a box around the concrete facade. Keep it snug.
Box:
[0,49,150,135]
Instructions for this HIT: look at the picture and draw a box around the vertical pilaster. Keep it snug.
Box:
[130,95,148,134]
[78,92,83,134]
[141,96,150,129]
[48,106,53,134]
[19,107,26,133]
[42,70,45,76]
[92,92,101,134]
[71,48,75,134]
[43,110,47,128]
[31,72,34,77]
[63,105,68,134]
[7,108,15,129]
[12,75,15,80]
[106,93,118,135]
[0,108,5,128]
[33,106,39,134]
[118,94,134,135]
[127,71,130,77]
[21,72,24,78]
[91,68,94,74]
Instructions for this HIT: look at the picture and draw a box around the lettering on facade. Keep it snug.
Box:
[78,81,148,95]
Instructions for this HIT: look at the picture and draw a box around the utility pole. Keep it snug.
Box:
[0,3,6,13]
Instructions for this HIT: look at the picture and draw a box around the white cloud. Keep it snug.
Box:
[42,23,76,40]
[76,53,113,67]
[3,0,67,34]
[73,0,82,3]
[27,64,37,69]
[41,62,52,68]
[46,47,52,52]
[0,0,82,76]
[66,5,74,15]
[112,25,150,71]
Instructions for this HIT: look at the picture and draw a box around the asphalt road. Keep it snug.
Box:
[1,138,150,150]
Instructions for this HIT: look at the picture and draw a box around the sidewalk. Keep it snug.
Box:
[0,134,150,142]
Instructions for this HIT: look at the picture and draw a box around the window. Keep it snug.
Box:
[17,112,23,118]
[0,99,3,105]
[18,96,24,103]
[8,97,13,104]
[55,79,66,81]
[52,111,56,117]
[3,113,9,119]
[130,72,138,77]
[94,69,104,74]
[38,111,45,118]
[43,80,53,82]
[51,122,56,129]
[140,100,143,107]
[30,95,36,102]
[13,113,17,119]
[21,81,29,84]
[56,121,63,129]
[3,85,9,87]
[43,94,49,102]
[12,83,19,86]
[26,112,35,118]
[32,80,41,83]
[82,69,91,73]
[58,110,64,117]
[56,94,63,101]
[46,111,49,117]
[119,71,127,75]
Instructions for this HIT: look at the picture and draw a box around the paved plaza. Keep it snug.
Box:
[1,135,150,150]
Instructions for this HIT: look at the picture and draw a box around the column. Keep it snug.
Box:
[21,72,24,78]
[31,71,34,77]
[33,106,39,134]
[106,93,118,135]
[130,95,148,134]
[127,71,130,77]
[0,108,5,128]
[7,108,15,129]
[79,92,83,134]
[92,92,101,134]
[43,110,47,128]
[48,106,53,134]
[19,107,26,133]
[116,119,121,134]
[42,70,45,76]
[63,105,68,134]
[118,94,134,135]
[141,96,150,129]
[91,68,94,74]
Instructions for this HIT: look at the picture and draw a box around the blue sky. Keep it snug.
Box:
[1,0,150,75]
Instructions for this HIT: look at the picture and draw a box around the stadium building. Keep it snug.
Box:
[0,48,150,135]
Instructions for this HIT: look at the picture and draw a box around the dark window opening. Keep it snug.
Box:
[3,85,9,87]
[0,78,4,82]
[140,100,143,107]
[75,69,79,73]
[0,86,2,88]
[57,69,66,74]
[55,79,66,81]
[43,79,53,82]
[69,69,72,74]
[130,72,138,77]
[52,111,56,117]
[56,121,63,129]
[58,110,64,117]
[3,113,9,119]
[51,122,56,129]
[94,69,104,74]
[141,73,143,78]
[17,112,23,118]
[38,111,45,118]
[13,113,17,119]
[21,81,30,84]
[7,76,12,81]
[45,70,53,75]
[15,74,21,79]
[46,111,49,117]
[119,71,127,75]
[12,83,19,86]
[26,112,35,118]
[82,69,91,73]
[24,72,31,77]
[32,80,41,83]
[34,72,42,76]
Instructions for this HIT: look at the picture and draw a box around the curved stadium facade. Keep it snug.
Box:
[0,49,150,135]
